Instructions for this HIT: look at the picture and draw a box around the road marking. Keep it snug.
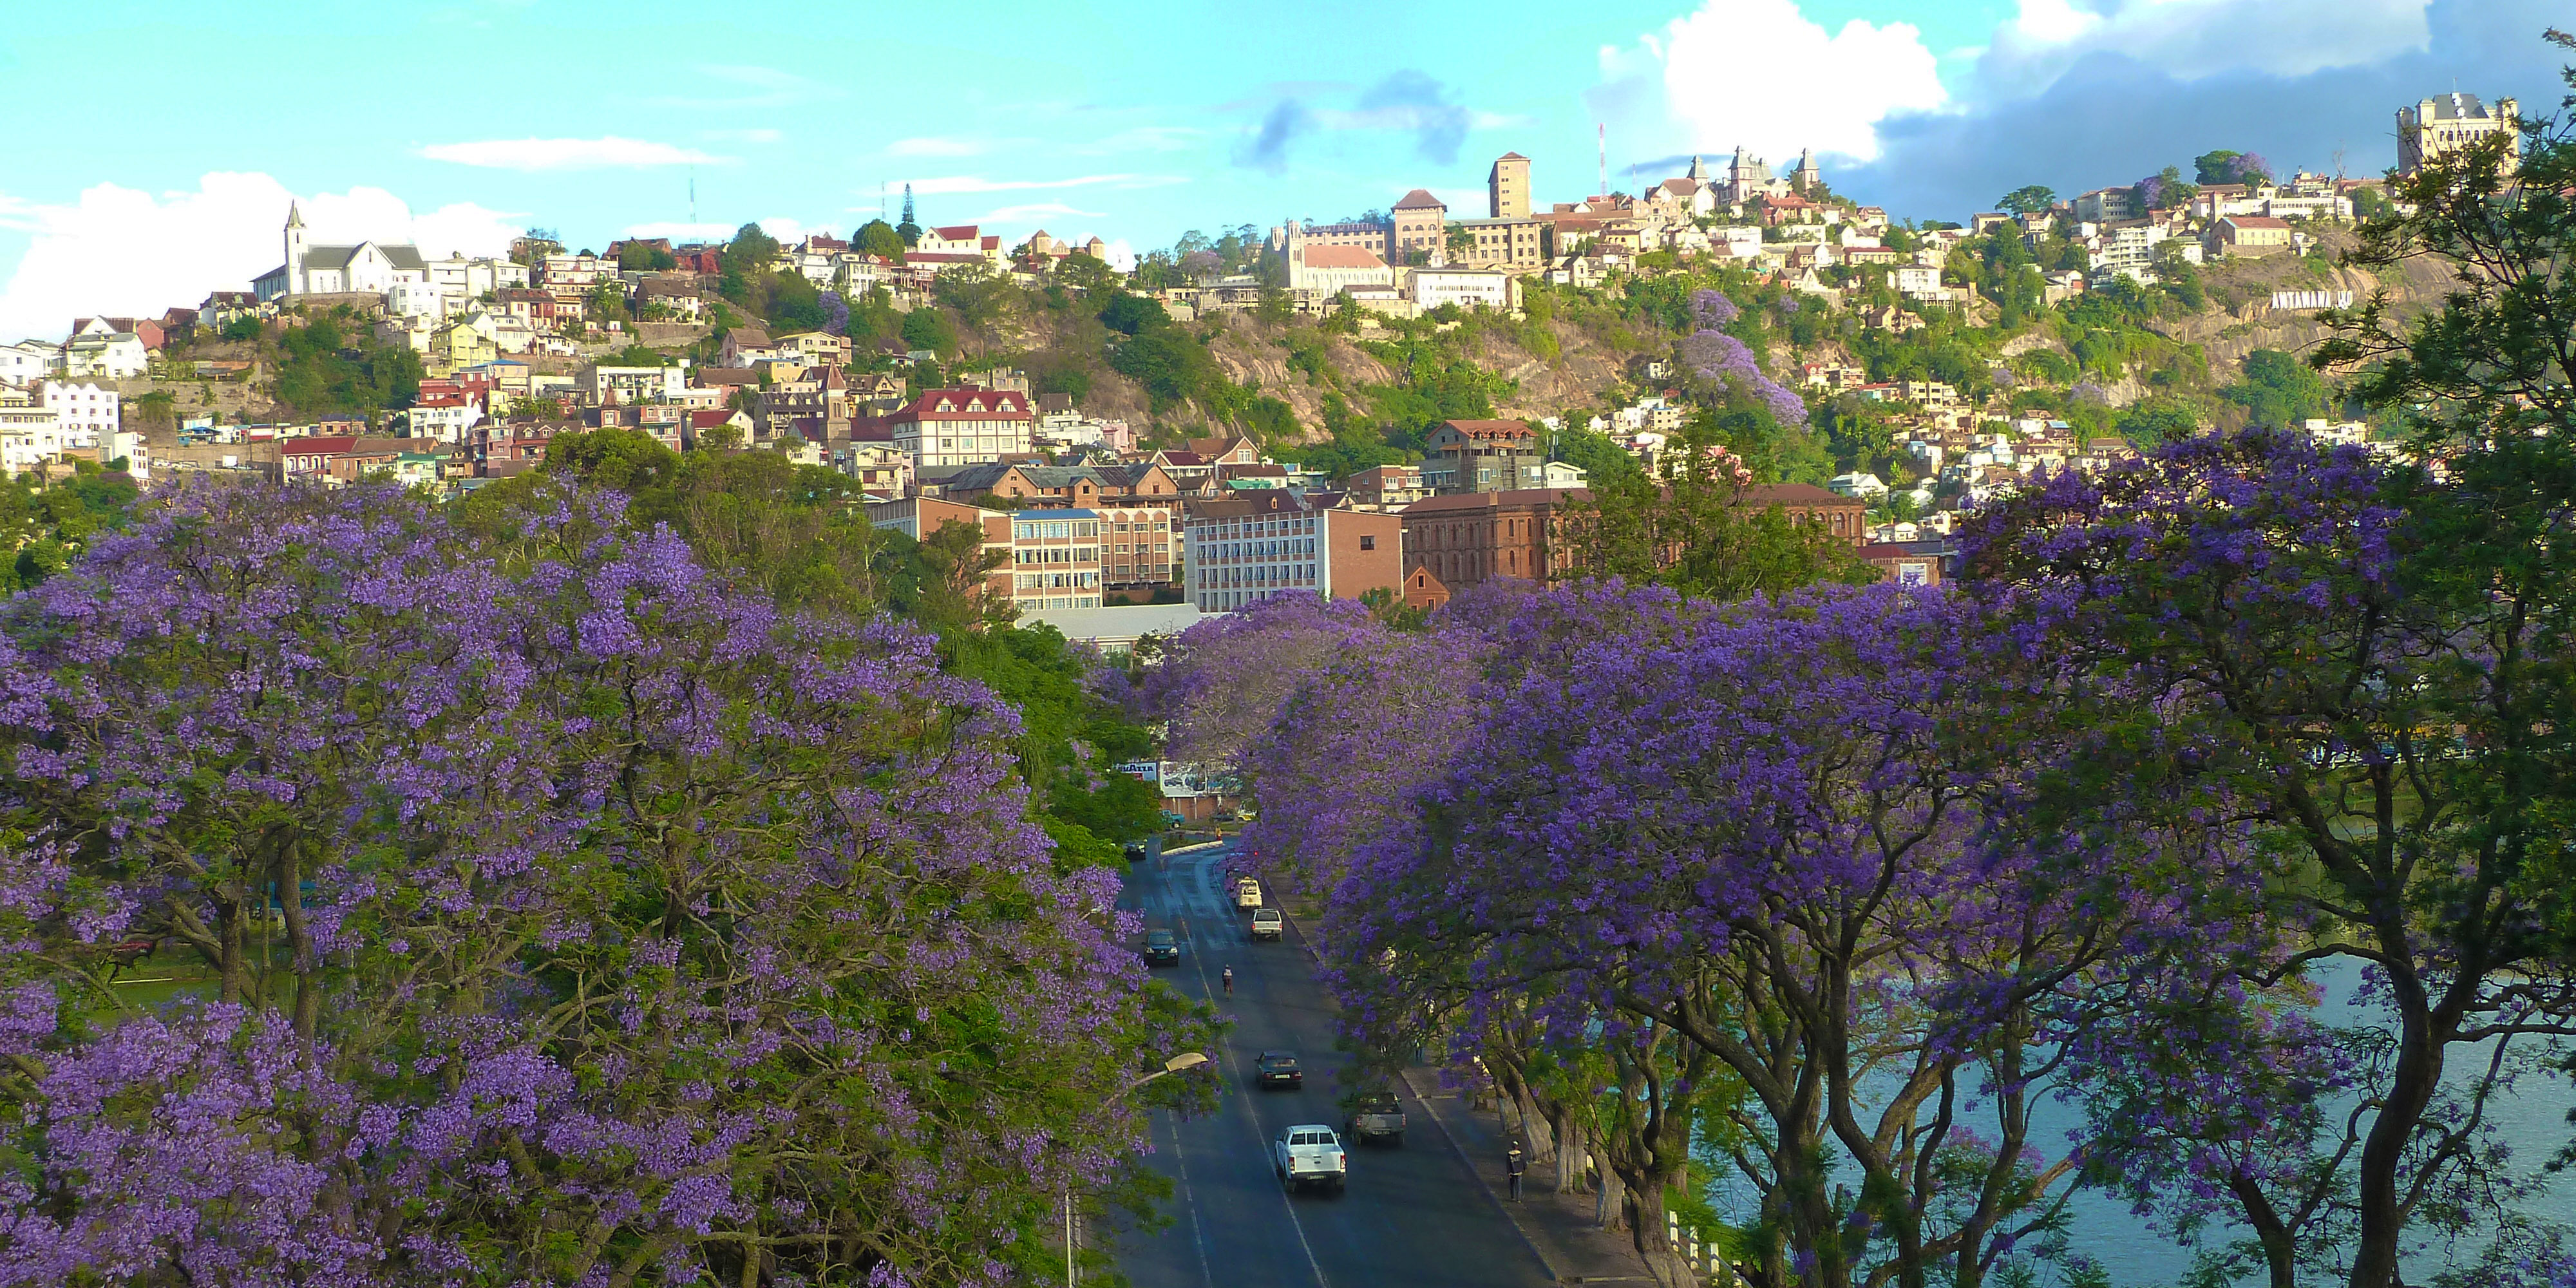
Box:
[1177,848,1331,1288]
[1162,1109,1217,1288]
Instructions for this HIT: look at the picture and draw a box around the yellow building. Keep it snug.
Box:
[2399,93,2519,176]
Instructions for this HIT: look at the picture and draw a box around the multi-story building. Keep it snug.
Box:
[1401,488,1584,592]
[1423,419,1547,494]
[1390,189,1449,265]
[1005,509,1105,611]
[1347,463,1430,509]
[1488,152,1531,219]
[0,392,65,473]
[2400,92,2519,176]
[40,381,117,448]
[1450,219,1547,271]
[891,388,1034,468]
[1182,491,1401,613]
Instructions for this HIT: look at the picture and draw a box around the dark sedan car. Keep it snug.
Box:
[1142,929,1180,966]
[1256,1050,1303,1088]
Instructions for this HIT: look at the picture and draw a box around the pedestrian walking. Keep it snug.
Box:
[1222,965,1235,998]
[1506,1143,1525,1202]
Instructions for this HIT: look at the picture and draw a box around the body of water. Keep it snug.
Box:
[1700,958,2574,1285]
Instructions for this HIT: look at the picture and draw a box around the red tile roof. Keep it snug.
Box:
[896,389,1032,421]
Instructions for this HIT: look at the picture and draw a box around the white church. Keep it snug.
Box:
[251,204,431,303]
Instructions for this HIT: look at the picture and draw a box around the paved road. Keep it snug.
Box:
[1108,844,1555,1288]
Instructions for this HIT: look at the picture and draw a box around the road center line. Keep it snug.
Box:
[1179,849,1330,1288]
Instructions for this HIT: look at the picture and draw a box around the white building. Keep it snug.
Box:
[1182,504,1390,614]
[1828,471,1889,500]
[0,341,57,385]
[1891,266,1953,303]
[428,253,529,305]
[0,401,66,473]
[61,331,147,378]
[1287,243,1396,296]
[891,388,1034,469]
[41,382,118,448]
[1410,267,1514,312]
[253,204,431,301]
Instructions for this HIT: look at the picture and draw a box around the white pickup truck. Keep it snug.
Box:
[1235,876,1263,911]
[1273,1124,1347,1193]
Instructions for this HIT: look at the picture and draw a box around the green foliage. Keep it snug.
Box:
[1998,185,2057,216]
[1098,293,1169,337]
[855,219,906,261]
[1560,440,1873,600]
[900,307,958,358]
[2116,395,2204,447]
[220,315,263,343]
[2222,349,2331,428]
[601,343,674,370]
[269,312,423,417]
[1552,426,1647,485]
[0,466,138,591]
[617,242,677,272]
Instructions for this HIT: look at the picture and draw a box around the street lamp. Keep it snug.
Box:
[1068,1052,1209,1286]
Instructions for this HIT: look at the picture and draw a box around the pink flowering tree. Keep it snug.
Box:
[0,478,1208,1286]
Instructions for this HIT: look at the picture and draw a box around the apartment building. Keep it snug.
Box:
[1182,492,1400,613]
[891,388,1034,468]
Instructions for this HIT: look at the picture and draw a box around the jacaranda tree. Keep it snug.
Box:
[0,478,1206,1285]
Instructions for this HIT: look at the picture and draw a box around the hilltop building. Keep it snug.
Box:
[253,204,430,303]
[2398,93,2520,176]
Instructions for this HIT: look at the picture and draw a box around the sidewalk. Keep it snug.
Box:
[1403,1066,1657,1285]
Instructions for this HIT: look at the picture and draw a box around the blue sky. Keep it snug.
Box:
[0,0,2560,341]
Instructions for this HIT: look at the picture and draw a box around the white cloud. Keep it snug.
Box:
[1980,0,2432,97]
[1597,0,1947,163]
[620,221,741,241]
[887,137,988,158]
[1097,239,1139,273]
[0,172,520,344]
[654,65,838,109]
[904,173,1183,195]
[421,137,721,171]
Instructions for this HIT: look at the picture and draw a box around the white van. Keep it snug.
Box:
[1235,876,1263,911]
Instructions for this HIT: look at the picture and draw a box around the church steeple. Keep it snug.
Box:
[283,202,309,297]
[1687,155,1708,181]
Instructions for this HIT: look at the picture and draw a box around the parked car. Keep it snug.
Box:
[1235,877,1263,911]
[1142,928,1179,966]
[1345,1091,1406,1145]
[1274,1124,1347,1193]
[1255,1050,1303,1089]
[1250,907,1283,940]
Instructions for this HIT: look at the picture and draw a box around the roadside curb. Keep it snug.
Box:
[1282,903,1570,1286]
[1162,840,1226,857]
[1401,1064,1566,1285]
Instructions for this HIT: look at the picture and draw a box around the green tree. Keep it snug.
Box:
[1998,185,2057,216]
[855,218,906,261]
[900,307,957,358]
[728,222,781,270]
[2222,349,2331,428]
[1559,437,1873,600]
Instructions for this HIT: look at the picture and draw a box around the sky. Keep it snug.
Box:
[0,0,2562,343]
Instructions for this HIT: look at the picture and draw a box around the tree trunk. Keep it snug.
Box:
[2228,1174,2299,1288]
[1550,1104,1583,1193]
[1625,1177,1699,1288]
[2351,969,2440,1288]
[1595,1133,1626,1230]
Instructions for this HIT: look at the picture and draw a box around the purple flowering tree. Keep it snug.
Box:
[1975,427,2576,1288]
[0,478,1205,1286]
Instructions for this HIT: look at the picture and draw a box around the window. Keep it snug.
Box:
[1359,535,1376,551]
